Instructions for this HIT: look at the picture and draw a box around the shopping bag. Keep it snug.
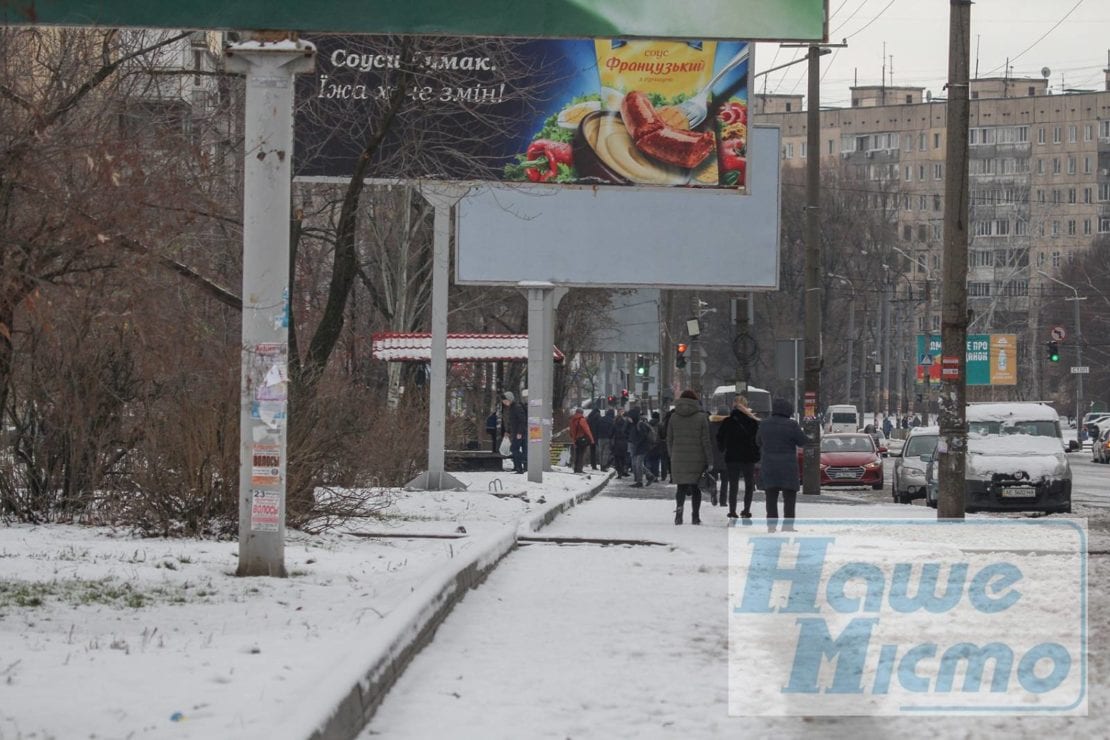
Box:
[499,435,512,457]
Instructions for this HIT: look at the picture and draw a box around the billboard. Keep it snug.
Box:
[2,1,826,42]
[296,36,752,191]
[581,289,662,354]
[916,334,1018,386]
[454,126,780,290]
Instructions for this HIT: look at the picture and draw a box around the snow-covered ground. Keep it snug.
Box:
[0,468,603,739]
[367,485,1107,738]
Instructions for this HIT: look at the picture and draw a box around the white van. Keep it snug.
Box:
[826,404,860,433]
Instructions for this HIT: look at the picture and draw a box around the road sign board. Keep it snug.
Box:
[1052,326,1067,341]
[919,354,934,366]
[1070,366,1090,374]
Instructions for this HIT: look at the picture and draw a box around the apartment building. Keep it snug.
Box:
[755,65,1110,398]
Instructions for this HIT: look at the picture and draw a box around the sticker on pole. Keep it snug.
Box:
[728,519,1087,716]
[941,355,960,381]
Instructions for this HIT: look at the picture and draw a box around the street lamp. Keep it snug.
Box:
[889,244,936,425]
[1037,269,1086,434]
[830,273,857,405]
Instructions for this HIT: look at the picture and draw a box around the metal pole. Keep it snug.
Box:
[1071,295,1085,432]
[793,338,800,422]
[938,0,973,520]
[881,284,891,415]
[226,38,315,578]
[922,277,932,426]
[802,43,823,495]
[846,297,854,403]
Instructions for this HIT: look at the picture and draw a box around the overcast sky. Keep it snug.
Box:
[753,0,1110,107]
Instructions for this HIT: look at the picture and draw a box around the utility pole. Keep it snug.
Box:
[938,0,972,520]
[802,43,823,495]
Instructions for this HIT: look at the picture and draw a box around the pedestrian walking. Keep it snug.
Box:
[610,409,632,478]
[596,408,615,471]
[568,407,595,473]
[667,389,713,525]
[502,391,528,474]
[755,398,809,531]
[646,410,664,480]
[717,395,760,519]
[586,404,602,470]
[627,408,656,488]
[485,409,500,454]
[881,415,893,438]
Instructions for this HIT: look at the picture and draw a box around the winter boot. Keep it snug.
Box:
[674,490,684,525]
[691,491,702,525]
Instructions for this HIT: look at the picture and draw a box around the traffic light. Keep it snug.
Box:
[620,388,629,406]
[1047,341,1060,363]
[635,355,648,376]
[675,342,688,368]
[607,394,616,406]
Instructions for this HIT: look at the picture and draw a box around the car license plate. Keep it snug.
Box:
[1000,487,1037,498]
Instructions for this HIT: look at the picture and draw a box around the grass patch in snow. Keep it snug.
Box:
[0,577,214,612]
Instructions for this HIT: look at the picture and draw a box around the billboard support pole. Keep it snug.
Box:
[407,184,467,491]
[226,38,315,577]
[524,284,556,482]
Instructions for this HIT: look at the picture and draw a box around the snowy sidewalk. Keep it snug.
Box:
[366,481,1107,739]
[0,469,607,740]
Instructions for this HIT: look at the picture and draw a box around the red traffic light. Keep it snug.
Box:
[676,342,688,354]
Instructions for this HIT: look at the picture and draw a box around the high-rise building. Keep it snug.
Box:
[755,63,1110,398]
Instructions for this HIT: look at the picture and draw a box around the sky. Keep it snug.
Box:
[753,0,1110,108]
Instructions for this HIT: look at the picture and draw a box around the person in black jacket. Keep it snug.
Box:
[502,391,528,474]
[596,408,615,471]
[716,395,761,519]
[586,404,602,470]
[610,409,631,478]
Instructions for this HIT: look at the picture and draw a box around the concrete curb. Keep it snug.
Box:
[298,472,612,740]
[519,470,614,535]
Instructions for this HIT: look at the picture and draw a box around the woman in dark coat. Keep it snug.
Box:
[755,398,809,527]
[717,395,761,519]
[666,389,713,525]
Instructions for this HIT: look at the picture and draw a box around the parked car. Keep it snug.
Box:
[891,426,939,504]
[926,403,1071,513]
[1093,426,1110,464]
[803,432,884,489]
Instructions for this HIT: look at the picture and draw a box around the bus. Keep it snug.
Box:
[709,384,772,419]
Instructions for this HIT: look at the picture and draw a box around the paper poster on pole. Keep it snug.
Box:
[250,490,281,532]
[251,444,282,487]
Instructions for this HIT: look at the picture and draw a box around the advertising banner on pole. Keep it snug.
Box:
[915,334,1017,386]
[3,0,826,42]
[296,36,752,190]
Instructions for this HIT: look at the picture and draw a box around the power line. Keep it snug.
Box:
[982,0,1086,76]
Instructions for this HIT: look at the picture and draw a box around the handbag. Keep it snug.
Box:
[575,435,590,448]
[698,470,717,495]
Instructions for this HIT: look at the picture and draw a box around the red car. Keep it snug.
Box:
[797,433,884,489]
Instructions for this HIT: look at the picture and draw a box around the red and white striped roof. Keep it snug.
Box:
[371,333,564,363]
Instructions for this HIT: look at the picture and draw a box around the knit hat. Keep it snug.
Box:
[502,391,515,402]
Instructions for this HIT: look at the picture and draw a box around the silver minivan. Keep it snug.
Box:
[891,426,939,504]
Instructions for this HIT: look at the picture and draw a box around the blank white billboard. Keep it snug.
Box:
[455,126,780,290]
